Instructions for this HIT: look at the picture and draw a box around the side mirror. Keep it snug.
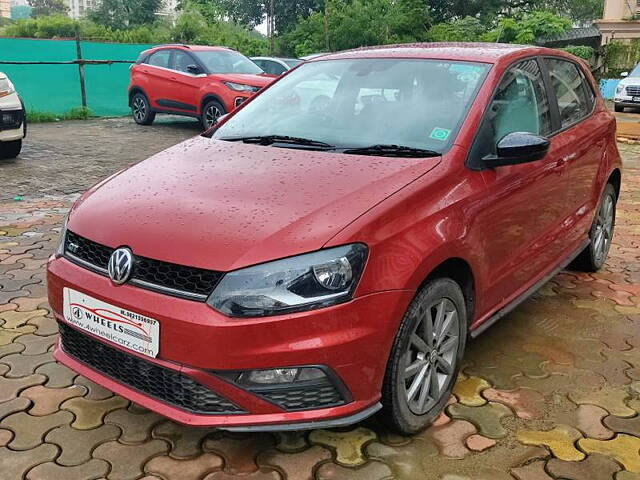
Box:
[187,64,202,74]
[621,71,629,78]
[482,132,550,168]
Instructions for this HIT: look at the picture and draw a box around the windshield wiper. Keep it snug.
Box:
[341,144,441,158]
[220,135,335,149]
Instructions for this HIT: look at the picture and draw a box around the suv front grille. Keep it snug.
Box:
[58,322,243,415]
[64,231,224,300]
[626,85,640,96]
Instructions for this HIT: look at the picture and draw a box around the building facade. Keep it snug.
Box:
[65,0,99,19]
[0,0,10,19]
[597,0,640,44]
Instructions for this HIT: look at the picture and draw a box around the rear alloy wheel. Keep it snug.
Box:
[0,139,22,159]
[131,93,155,125]
[571,183,617,272]
[382,278,467,434]
[201,100,225,130]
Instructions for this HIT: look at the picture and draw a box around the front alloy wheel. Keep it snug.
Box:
[201,100,225,130]
[382,278,467,434]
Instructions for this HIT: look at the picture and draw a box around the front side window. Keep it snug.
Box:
[194,50,263,75]
[147,50,171,69]
[263,60,287,76]
[473,59,552,160]
[173,51,196,74]
[213,58,489,153]
[546,58,590,128]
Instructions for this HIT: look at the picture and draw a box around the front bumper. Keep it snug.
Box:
[48,255,413,429]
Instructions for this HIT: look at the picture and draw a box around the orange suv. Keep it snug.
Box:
[129,44,274,129]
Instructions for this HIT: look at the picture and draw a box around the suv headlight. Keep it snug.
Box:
[207,244,368,317]
[616,84,624,94]
[223,81,259,93]
[0,77,15,98]
[55,215,69,258]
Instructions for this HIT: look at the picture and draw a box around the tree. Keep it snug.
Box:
[88,0,164,29]
[27,0,67,17]
[427,16,486,42]
[484,10,571,44]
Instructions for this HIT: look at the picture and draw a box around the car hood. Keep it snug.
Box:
[619,76,640,87]
[69,137,440,271]
[209,73,273,88]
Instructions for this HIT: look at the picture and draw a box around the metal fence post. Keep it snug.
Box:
[75,28,87,109]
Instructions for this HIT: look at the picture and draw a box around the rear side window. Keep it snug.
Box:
[472,59,552,162]
[545,59,591,128]
[147,50,171,69]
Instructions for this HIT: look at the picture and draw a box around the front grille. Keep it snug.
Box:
[58,322,243,415]
[253,381,345,411]
[626,85,640,96]
[0,109,23,130]
[64,230,224,300]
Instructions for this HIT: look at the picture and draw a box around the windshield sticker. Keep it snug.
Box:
[430,128,452,141]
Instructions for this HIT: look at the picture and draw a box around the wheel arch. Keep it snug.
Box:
[421,257,476,329]
[608,168,621,200]
[128,86,148,107]
[200,94,227,115]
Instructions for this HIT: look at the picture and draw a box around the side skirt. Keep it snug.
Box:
[470,240,590,339]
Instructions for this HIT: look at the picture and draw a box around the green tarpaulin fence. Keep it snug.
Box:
[0,37,155,116]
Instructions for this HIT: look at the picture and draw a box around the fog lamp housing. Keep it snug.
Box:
[236,367,326,386]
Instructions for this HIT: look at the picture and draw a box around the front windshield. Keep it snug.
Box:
[630,63,640,77]
[195,50,264,75]
[213,58,490,153]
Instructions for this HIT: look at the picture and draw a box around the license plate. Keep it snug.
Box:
[634,97,640,103]
[63,288,160,358]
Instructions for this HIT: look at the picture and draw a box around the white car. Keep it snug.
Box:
[614,63,640,112]
[0,72,26,159]
[250,57,302,76]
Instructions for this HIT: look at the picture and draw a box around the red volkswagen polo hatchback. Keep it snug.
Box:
[49,43,621,434]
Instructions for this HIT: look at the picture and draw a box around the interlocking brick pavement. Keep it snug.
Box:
[0,118,638,479]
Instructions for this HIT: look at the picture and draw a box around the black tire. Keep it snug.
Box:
[614,104,624,113]
[0,140,22,159]
[131,93,155,125]
[570,183,617,272]
[382,277,467,434]
[201,99,226,130]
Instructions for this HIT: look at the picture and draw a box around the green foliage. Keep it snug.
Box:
[427,17,485,42]
[485,10,571,44]
[604,40,640,75]
[28,106,92,122]
[281,0,430,57]
[11,5,32,19]
[27,0,67,17]
[562,45,595,60]
[4,14,77,38]
[88,0,164,30]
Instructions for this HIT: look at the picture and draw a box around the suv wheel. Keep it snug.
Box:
[0,140,22,159]
[614,104,624,113]
[382,278,467,434]
[201,99,225,130]
[571,183,617,272]
[131,93,155,125]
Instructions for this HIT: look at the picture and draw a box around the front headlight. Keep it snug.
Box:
[223,81,259,93]
[207,244,368,317]
[616,84,624,94]
[55,215,69,258]
[0,77,15,98]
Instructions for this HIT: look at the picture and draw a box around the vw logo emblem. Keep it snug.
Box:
[108,247,133,285]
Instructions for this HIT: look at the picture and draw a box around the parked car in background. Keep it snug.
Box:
[614,63,640,112]
[50,44,621,434]
[129,44,274,129]
[0,72,26,159]
[251,57,303,76]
